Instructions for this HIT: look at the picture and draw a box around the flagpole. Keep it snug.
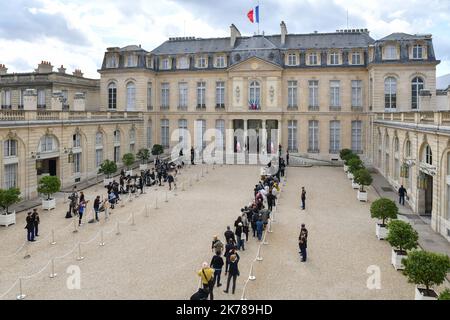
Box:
[258,0,260,35]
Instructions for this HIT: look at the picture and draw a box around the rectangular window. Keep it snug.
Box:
[106,55,117,68]
[126,55,136,67]
[385,45,397,60]
[4,140,17,157]
[161,58,170,70]
[161,83,170,109]
[161,119,169,148]
[108,85,117,109]
[4,163,18,189]
[73,134,81,148]
[413,45,423,59]
[351,121,362,153]
[216,81,225,108]
[352,52,362,65]
[195,119,206,150]
[197,82,206,108]
[287,80,298,108]
[330,80,340,108]
[178,119,188,150]
[18,89,24,109]
[308,120,319,152]
[288,120,298,152]
[197,56,207,68]
[37,89,46,108]
[309,53,318,65]
[215,56,225,68]
[178,82,188,109]
[73,152,81,174]
[287,53,297,66]
[308,80,319,109]
[329,52,339,65]
[114,146,120,163]
[1,90,11,108]
[352,80,363,108]
[147,123,152,148]
[215,119,225,151]
[329,121,340,154]
[178,57,189,69]
[96,149,103,168]
[147,83,152,110]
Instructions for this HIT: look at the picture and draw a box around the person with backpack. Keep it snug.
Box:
[301,187,307,210]
[224,226,235,244]
[197,262,215,300]
[210,252,224,288]
[211,236,223,255]
[224,240,236,275]
[223,253,240,295]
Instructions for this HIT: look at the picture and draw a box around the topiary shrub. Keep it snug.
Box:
[340,149,353,161]
[151,144,164,156]
[37,176,61,200]
[344,153,360,166]
[0,187,21,214]
[348,158,364,174]
[98,159,117,178]
[438,289,450,300]
[137,148,150,164]
[122,153,135,170]
[370,198,398,226]
[353,168,373,192]
[386,220,419,254]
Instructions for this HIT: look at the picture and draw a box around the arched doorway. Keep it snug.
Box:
[418,144,434,216]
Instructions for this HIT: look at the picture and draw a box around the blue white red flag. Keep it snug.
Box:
[247,5,260,23]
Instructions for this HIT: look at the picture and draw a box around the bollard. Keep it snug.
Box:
[256,246,263,261]
[154,197,159,210]
[145,205,150,218]
[16,278,26,300]
[268,219,273,233]
[76,243,84,261]
[201,168,204,177]
[189,178,193,186]
[50,229,56,245]
[165,191,168,203]
[116,222,121,235]
[206,166,209,174]
[131,211,136,226]
[263,231,269,245]
[182,182,186,192]
[100,230,105,246]
[249,264,256,281]
[196,173,199,182]
[23,243,31,259]
[72,220,78,233]
[49,259,57,278]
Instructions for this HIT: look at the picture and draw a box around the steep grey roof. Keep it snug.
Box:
[152,38,230,55]
[234,36,277,50]
[120,45,147,52]
[379,33,431,41]
[267,32,374,49]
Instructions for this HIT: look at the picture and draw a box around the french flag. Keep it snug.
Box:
[247,5,260,23]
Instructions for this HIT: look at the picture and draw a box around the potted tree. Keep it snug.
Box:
[403,250,450,300]
[386,220,419,270]
[37,176,61,210]
[353,168,373,202]
[438,289,450,300]
[370,198,398,240]
[151,144,164,157]
[0,187,21,226]
[98,160,117,186]
[122,153,135,176]
[137,148,150,171]
[340,149,353,172]
[347,157,363,180]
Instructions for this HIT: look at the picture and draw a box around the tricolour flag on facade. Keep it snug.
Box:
[247,5,260,23]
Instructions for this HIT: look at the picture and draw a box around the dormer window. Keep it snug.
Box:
[126,54,137,67]
[413,45,423,59]
[161,58,170,70]
[146,56,154,69]
[329,52,339,65]
[287,53,297,66]
[215,56,225,68]
[308,53,318,65]
[178,56,189,69]
[351,52,362,65]
[197,56,207,68]
[106,54,118,68]
[385,45,397,60]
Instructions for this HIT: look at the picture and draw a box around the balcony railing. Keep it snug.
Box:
[351,106,363,112]
[374,111,450,127]
[177,105,188,111]
[1,105,12,109]
[308,105,319,111]
[329,106,341,111]
[147,105,153,111]
[0,110,144,122]
[196,104,206,110]
[287,105,298,110]
[160,105,169,110]
[215,104,225,110]
[308,148,319,153]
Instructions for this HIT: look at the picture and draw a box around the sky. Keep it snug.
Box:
[0,0,449,79]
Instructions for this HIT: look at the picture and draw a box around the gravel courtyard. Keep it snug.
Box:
[0,164,414,300]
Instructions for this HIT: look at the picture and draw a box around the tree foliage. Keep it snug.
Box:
[151,144,164,156]
[37,176,61,200]
[122,153,135,169]
[137,148,150,164]
[386,220,419,253]
[353,168,373,192]
[347,158,363,174]
[0,187,21,213]
[370,198,398,225]
[340,149,353,161]
[98,159,117,178]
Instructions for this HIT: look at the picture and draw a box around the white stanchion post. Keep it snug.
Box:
[268,219,273,233]
[100,230,105,246]
[116,222,121,235]
[249,264,256,281]
[206,165,209,174]
[182,182,185,192]
[145,204,150,218]
[16,278,26,300]
[73,219,78,233]
[201,167,204,177]
[256,245,263,261]
[189,177,193,187]
[165,191,168,203]
[49,259,57,278]
[23,243,31,259]
[155,197,159,210]
[131,211,136,226]
[76,243,84,261]
[263,231,269,245]
[51,229,56,245]
[196,173,199,182]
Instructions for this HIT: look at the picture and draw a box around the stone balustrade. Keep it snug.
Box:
[374,111,450,127]
[0,110,143,123]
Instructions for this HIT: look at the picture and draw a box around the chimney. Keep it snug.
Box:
[230,24,241,48]
[0,64,7,75]
[58,65,66,74]
[73,69,84,77]
[36,61,53,73]
[280,21,288,46]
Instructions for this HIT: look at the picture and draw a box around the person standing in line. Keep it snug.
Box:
[191,146,195,165]
[224,240,236,276]
[241,210,250,242]
[197,262,215,300]
[224,226,235,244]
[223,253,240,294]
[78,199,87,226]
[32,209,40,237]
[286,150,290,166]
[211,235,223,255]
[79,191,85,204]
[167,172,175,191]
[210,252,224,288]
[93,196,101,222]
[301,187,307,210]
[251,209,258,238]
[267,189,275,212]
[25,212,35,242]
[256,216,264,241]
[299,224,308,262]
[67,186,78,218]
[235,222,245,251]
[398,185,407,206]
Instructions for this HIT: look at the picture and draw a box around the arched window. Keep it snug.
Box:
[113,130,121,144]
[384,77,397,110]
[126,82,136,111]
[423,144,432,165]
[39,135,58,153]
[394,137,399,152]
[73,133,81,148]
[95,132,103,146]
[405,140,411,158]
[249,81,261,110]
[95,132,103,168]
[3,139,17,157]
[113,130,121,163]
[129,128,136,153]
[147,120,152,148]
[108,82,117,109]
[411,77,424,110]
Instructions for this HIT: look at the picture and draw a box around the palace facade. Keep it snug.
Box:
[1,22,449,241]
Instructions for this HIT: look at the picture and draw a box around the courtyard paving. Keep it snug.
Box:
[0,164,438,300]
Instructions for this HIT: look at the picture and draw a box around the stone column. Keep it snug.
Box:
[243,119,248,151]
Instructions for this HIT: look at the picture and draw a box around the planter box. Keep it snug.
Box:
[139,164,148,171]
[415,287,438,300]
[347,172,354,180]
[344,165,349,173]
[357,190,368,202]
[0,211,16,227]
[352,180,360,189]
[391,249,407,270]
[103,178,113,186]
[125,170,133,177]
[42,198,56,211]
[376,223,388,240]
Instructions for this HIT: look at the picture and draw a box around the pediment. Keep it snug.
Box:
[228,56,283,72]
